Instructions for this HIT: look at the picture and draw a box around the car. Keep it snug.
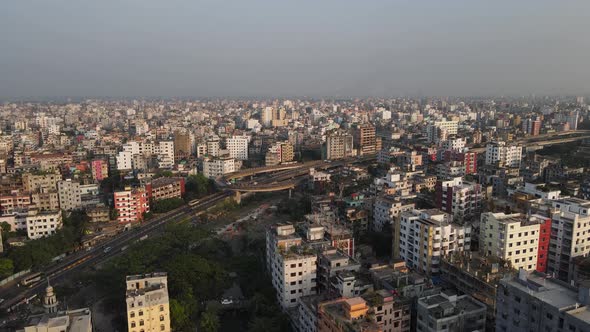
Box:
[221,299,233,305]
[103,246,112,253]
[0,298,4,304]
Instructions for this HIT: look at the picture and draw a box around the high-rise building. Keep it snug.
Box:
[91,159,109,181]
[435,177,482,222]
[353,124,380,156]
[496,270,590,332]
[57,179,82,211]
[485,141,522,168]
[399,209,471,275]
[173,131,192,161]
[479,212,551,272]
[426,120,458,143]
[126,273,171,332]
[206,137,221,157]
[265,141,294,166]
[227,135,249,161]
[266,224,318,309]
[547,198,590,282]
[325,131,354,160]
[114,187,150,223]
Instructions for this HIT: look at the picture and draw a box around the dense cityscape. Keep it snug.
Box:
[0,96,588,331]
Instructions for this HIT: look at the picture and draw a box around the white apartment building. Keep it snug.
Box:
[126,273,171,332]
[206,137,221,157]
[155,141,175,168]
[427,120,458,143]
[399,209,470,275]
[116,150,134,170]
[25,209,63,240]
[440,137,466,152]
[266,224,318,309]
[479,212,547,271]
[226,135,249,161]
[547,198,590,282]
[203,156,236,178]
[373,195,414,232]
[485,141,522,168]
[57,179,82,211]
[116,141,175,170]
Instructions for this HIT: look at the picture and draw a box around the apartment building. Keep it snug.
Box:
[266,141,295,166]
[441,252,514,330]
[426,120,458,143]
[317,248,360,293]
[325,131,354,160]
[441,150,477,175]
[206,137,221,157]
[399,209,471,275]
[203,156,236,178]
[496,270,590,332]
[417,290,486,332]
[479,212,550,272]
[22,171,61,193]
[173,130,192,161]
[114,187,150,223]
[266,224,318,309]
[126,273,171,332]
[0,192,31,215]
[373,194,415,232]
[146,177,185,201]
[435,177,482,222]
[547,198,590,283]
[91,159,109,181]
[370,290,411,332]
[353,123,380,156]
[21,209,63,240]
[226,135,249,161]
[31,189,60,211]
[57,179,82,211]
[17,308,92,332]
[318,297,379,332]
[485,141,522,168]
[440,137,466,151]
[116,141,175,170]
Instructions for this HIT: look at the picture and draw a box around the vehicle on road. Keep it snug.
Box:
[103,246,112,253]
[19,272,43,287]
[221,299,233,305]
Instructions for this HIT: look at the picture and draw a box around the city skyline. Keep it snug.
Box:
[2,0,590,98]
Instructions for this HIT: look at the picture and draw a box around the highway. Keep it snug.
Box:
[0,191,231,312]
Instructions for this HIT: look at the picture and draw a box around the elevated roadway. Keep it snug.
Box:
[0,192,230,313]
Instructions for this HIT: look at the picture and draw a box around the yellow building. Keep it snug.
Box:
[126,273,171,332]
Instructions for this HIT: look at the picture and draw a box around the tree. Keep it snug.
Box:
[185,174,215,200]
[0,258,14,279]
[0,222,11,236]
[170,299,192,332]
[151,198,185,213]
[199,308,220,332]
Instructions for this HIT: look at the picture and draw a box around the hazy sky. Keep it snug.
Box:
[1,0,589,98]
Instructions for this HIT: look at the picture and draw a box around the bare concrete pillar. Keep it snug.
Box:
[235,191,241,204]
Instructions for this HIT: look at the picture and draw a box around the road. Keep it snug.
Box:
[225,156,375,192]
[0,191,230,312]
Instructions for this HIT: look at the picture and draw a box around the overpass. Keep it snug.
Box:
[470,133,590,153]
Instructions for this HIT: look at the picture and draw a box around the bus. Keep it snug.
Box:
[19,272,43,287]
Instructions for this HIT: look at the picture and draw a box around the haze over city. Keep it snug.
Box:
[2,0,590,98]
[3,2,590,332]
